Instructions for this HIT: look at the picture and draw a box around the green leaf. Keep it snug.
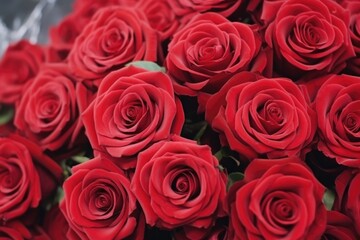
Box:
[227,172,244,191]
[322,188,335,211]
[214,148,224,161]
[71,155,90,164]
[214,147,240,166]
[214,147,233,161]
[217,165,225,172]
[60,152,90,179]
[228,155,241,166]
[60,160,72,179]
[0,105,14,125]
[55,187,65,204]
[194,122,208,143]
[126,61,165,72]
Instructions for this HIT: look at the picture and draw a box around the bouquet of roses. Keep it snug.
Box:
[0,0,360,239]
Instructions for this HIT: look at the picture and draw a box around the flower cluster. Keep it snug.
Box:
[0,0,360,239]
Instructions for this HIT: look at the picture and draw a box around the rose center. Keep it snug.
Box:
[267,105,283,124]
[201,44,223,59]
[190,37,225,64]
[344,113,360,133]
[95,192,112,211]
[0,161,21,190]
[256,101,285,134]
[175,175,189,192]
[126,106,139,120]
[36,92,61,123]
[305,25,320,45]
[171,170,200,200]
[43,100,58,114]
[100,23,127,54]
[109,32,120,44]
[120,99,144,127]
[92,188,114,212]
[291,15,328,51]
[272,199,293,219]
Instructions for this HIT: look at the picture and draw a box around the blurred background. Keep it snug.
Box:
[0,0,73,55]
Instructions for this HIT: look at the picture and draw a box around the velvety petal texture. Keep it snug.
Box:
[265,0,355,79]
[60,157,145,240]
[43,205,69,240]
[166,12,268,96]
[68,6,159,88]
[131,136,227,238]
[322,211,359,239]
[82,66,184,169]
[339,0,360,74]
[14,64,82,153]
[205,71,316,160]
[137,0,180,41]
[167,0,241,17]
[0,40,45,104]
[335,169,360,236]
[0,138,41,221]
[315,74,360,167]
[0,220,32,239]
[227,158,327,240]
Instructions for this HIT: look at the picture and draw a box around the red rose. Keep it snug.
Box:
[82,66,184,169]
[47,14,86,62]
[50,14,81,51]
[265,0,355,79]
[0,137,41,221]
[315,74,360,167]
[75,81,98,117]
[166,13,267,96]
[26,226,51,240]
[14,64,82,153]
[60,157,145,240]
[73,0,138,18]
[250,0,285,26]
[131,136,227,239]
[0,40,45,104]
[8,134,63,200]
[68,6,159,88]
[0,220,32,239]
[43,205,69,240]
[335,169,360,235]
[227,158,327,239]
[205,72,316,160]
[173,219,228,240]
[48,0,137,62]
[0,220,52,239]
[167,0,241,17]
[137,0,180,41]
[322,211,359,239]
[340,0,360,74]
